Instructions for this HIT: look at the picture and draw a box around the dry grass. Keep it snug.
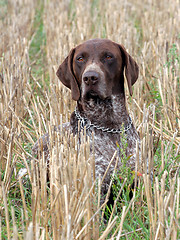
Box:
[0,0,179,239]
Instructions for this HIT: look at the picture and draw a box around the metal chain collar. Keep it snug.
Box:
[74,108,132,134]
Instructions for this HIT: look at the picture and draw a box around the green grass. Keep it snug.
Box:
[0,0,8,21]
[29,1,48,86]
[0,167,32,239]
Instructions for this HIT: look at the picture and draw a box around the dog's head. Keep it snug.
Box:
[56,39,139,102]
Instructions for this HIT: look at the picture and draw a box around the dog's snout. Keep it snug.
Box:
[83,71,99,85]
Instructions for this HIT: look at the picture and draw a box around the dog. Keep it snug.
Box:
[32,38,140,196]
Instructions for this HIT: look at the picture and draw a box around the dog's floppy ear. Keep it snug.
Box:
[118,45,139,96]
[56,48,80,101]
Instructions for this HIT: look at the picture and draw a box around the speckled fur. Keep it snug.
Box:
[70,94,140,193]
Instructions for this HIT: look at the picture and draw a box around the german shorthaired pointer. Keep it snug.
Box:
[32,38,140,195]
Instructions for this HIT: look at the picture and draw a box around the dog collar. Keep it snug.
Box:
[74,108,132,134]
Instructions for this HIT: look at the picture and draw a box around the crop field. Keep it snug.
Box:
[0,0,179,239]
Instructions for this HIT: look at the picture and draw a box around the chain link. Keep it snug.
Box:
[74,108,132,134]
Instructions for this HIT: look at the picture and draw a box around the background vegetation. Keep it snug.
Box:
[0,0,179,239]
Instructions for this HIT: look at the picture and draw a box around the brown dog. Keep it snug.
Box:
[33,38,140,194]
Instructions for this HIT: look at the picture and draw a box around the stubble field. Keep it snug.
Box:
[0,0,179,239]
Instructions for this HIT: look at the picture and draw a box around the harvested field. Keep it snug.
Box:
[0,0,179,239]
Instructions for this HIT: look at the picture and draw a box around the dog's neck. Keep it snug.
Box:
[76,94,129,128]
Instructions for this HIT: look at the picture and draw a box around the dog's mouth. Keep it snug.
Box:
[84,90,102,102]
[87,90,99,97]
[83,90,111,106]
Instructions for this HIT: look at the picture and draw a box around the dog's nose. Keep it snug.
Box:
[83,71,99,85]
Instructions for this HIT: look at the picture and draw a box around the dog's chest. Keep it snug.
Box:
[70,95,139,178]
[92,131,119,178]
[91,128,138,176]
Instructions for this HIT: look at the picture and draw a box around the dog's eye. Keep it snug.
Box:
[77,56,84,62]
[105,55,113,60]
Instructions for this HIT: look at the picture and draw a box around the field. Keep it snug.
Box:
[0,0,179,239]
